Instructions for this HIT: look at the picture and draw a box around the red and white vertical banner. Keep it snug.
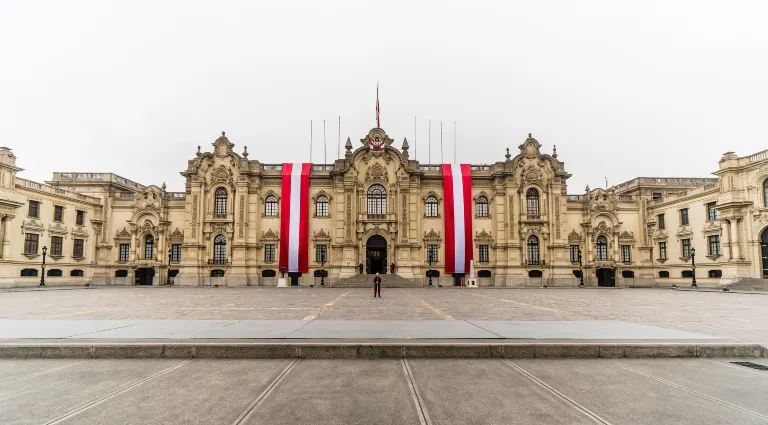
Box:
[442,164,473,274]
[279,163,311,273]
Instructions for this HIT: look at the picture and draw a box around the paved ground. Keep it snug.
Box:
[1,357,767,425]
[1,287,765,345]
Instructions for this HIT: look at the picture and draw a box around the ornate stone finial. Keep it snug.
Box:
[585,184,590,192]
[402,138,409,150]
[552,144,558,159]
[196,145,201,156]
[528,133,532,138]
[345,137,352,150]
[243,146,249,158]
[161,182,166,190]
[505,147,511,160]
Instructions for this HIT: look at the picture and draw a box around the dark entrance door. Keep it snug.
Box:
[366,235,387,274]
[761,228,768,278]
[596,268,615,287]
[288,272,301,286]
[135,268,155,285]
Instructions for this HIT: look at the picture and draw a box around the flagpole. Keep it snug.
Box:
[428,119,431,164]
[337,116,341,160]
[414,117,417,162]
[440,121,444,164]
[454,121,456,164]
[310,121,313,163]
[323,119,327,164]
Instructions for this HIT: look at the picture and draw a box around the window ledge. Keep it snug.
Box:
[313,215,331,219]
[117,260,128,264]
[23,253,40,259]
[424,215,441,219]
[656,258,668,263]
[706,254,722,260]
[475,215,491,219]
[49,255,63,260]
[679,256,691,262]
[72,257,85,261]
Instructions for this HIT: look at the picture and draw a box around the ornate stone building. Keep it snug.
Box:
[0,130,766,288]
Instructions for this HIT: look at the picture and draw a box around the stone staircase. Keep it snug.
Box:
[332,273,423,288]
[725,278,768,292]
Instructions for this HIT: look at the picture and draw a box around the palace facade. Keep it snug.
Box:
[0,128,766,288]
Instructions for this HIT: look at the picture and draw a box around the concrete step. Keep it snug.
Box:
[333,274,423,288]
[728,278,768,292]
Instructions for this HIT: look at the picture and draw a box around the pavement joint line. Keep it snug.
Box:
[63,321,149,339]
[43,360,190,425]
[232,359,298,425]
[466,292,560,313]
[502,359,614,425]
[401,359,431,425]
[610,361,768,421]
[463,320,505,339]
[302,290,350,320]
[407,293,456,320]
[0,360,86,387]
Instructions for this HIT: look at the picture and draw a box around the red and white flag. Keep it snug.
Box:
[442,164,473,274]
[279,163,311,273]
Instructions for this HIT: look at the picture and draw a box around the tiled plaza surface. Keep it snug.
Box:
[0,287,766,345]
[1,357,767,425]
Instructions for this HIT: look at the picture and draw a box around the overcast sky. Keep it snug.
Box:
[1,0,766,192]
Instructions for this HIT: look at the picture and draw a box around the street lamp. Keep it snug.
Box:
[39,246,47,287]
[167,247,172,286]
[427,256,433,287]
[578,248,584,287]
[691,247,697,288]
[320,252,326,287]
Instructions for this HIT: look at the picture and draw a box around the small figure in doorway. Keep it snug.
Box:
[358,262,364,274]
[373,272,382,298]
[390,262,396,275]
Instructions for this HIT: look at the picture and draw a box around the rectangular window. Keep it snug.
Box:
[658,242,667,260]
[316,244,327,263]
[652,192,662,200]
[706,202,717,221]
[73,238,84,258]
[76,210,85,225]
[119,244,130,262]
[708,235,720,256]
[479,244,489,263]
[24,233,39,255]
[171,244,182,262]
[680,208,689,226]
[681,239,691,258]
[621,245,631,263]
[264,244,276,262]
[657,214,665,230]
[427,244,439,263]
[569,245,580,263]
[53,205,63,222]
[51,236,63,256]
[28,200,39,218]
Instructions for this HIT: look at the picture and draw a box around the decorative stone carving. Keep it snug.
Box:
[586,189,617,215]
[474,229,493,245]
[591,221,612,240]
[554,196,561,238]
[401,193,408,242]
[72,225,89,238]
[508,195,514,236]
[135,186,163,211]
[345,192,352,240]
[169,228,184,241]
[238,194,245,237]
[568,229,582,243]
[365,163,389,184]
[676,225,694,239]
[261,228,279,242]
[313,229,331,241]
[423,229,441,241]
[518,133,542,159]
[212,131,235,158]
[115,227,131,239]
[48,222,68,235]
[360,127,394,152]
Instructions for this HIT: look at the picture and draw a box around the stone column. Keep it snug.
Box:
[730,218,741,260]
[0,216,7,259]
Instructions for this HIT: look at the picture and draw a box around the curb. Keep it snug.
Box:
[0,342,763,359]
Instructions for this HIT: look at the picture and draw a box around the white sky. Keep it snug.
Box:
[1,0,766,192]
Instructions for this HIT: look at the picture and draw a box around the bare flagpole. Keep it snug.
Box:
[454,121,456,164]
[323,119,327,164]
[440,121,444,164]
[414,117,417,162]
[428,119,431,164]
[337,116,341,160]
[310,121,313,163]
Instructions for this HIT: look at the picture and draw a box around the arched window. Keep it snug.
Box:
[367,184,386,217]
[213,234,227,264]
[214,187,228,215]
[476,196,489,217]
[265,195,278,216]
[527,235,540,265]
[526,188,540,216]
[425,196,438,217]
[763,179,768,207]
[70,269,84,277]
[316,195,329,217]
[144,235,154,260]
[47,269,62,277]
[596,235,608,261]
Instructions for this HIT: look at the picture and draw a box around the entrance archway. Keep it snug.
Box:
[761,228,768,278]
[596,268,615,287]
[366,235,387,274]
[135,268,155,285]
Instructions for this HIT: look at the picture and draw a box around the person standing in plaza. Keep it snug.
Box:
[373,272,382,298]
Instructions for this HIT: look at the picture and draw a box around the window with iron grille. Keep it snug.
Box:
[54,205,63,222]
[658,242,667,259]
[171,244,182,262]
[144,235,154,259]
[682,239,691,258]
[570,245,580,262]
[316,195,329,217]
[680,208,689,225]
[316,244,327,263]
[479,244,489,263]
[526,188,540,216]
[476,196,489,217]
[706,202,717,221]
[657,214,665,230]
[214,188,228,215]
[213,235,227,264]
[265,196,278,216]
[621,245,631,263]
[425,196,438,217]
[264,244,276,262]
[76,210,85,225]
[119,243,129,262]
[596,236,608,261]
[24,233,39,255]
[28,200,39,218]
[708,235,720,256]
[367,184,386,216]
[764,180,768,207]
[427,244,438,263]
[73,238,84,258]
[527,236,540,264]
[51,236,63,256]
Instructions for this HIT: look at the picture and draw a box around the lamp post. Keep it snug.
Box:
[691,247,697,288]
[167,247,172,286]
[578,248,584,287]
[427,257,433,287]
[320,252,326,287]
[39,246,47,287]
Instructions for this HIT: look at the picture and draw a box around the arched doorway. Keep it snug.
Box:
[761,228,768,278]
[596,268,615,287]
[366,235,387,274]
